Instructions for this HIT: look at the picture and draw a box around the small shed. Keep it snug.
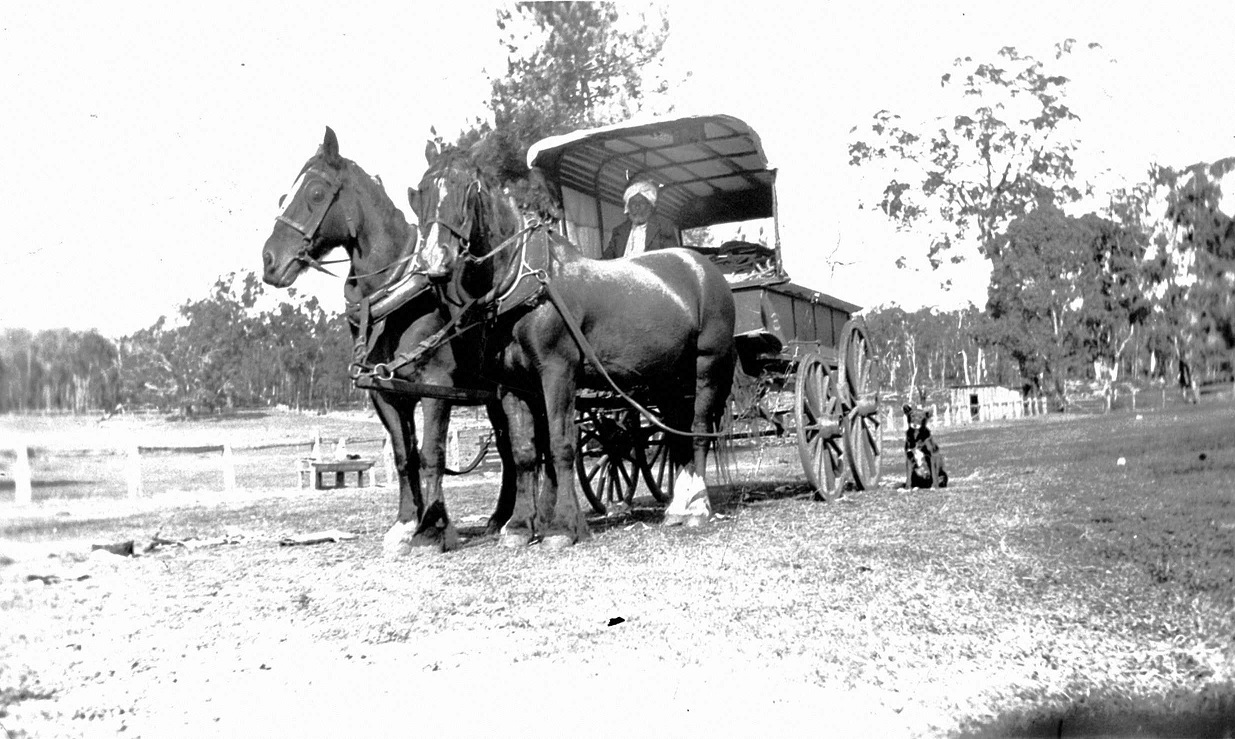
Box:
[948,384,1024,421]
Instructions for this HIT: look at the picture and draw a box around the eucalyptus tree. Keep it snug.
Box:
[848,41,1097,273]
[1154,158,1235,393]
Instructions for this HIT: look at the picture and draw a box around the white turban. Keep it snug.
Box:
[623,180,658,212]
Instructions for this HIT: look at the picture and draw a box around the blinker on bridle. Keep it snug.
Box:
[275,166,348,276]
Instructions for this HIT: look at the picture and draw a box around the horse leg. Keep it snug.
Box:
[660,396,709,527]
[373,392,425,556]
[484,399,517,535]
[538,372,590,549]
[664,351,733,528]
[497,390,541,548]
[407,397,459,551]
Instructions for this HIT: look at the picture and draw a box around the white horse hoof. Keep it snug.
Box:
[382,521,416,557]
[542,534,575,550]
[501,532,533,548]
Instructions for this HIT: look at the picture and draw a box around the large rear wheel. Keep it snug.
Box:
[838,320,883,490]
[794,352,847,501]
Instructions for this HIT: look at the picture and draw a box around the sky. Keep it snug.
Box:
[3,0,1234,338]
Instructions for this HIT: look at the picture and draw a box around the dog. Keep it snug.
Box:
[903,404,948,489]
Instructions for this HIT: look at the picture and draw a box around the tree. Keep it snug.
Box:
[864,304,1012,402]
[0,328,118,412]
[1156,158,1235,385]
[455,2,672,191]
[849,41,1096,274]
[986,205,1093,407]
[1073,214,1153,406]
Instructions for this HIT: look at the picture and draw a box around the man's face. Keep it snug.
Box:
[627,194,653,226]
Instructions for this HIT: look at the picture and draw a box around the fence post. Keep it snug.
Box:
[222,441,236,493]
[13,439,32,506]
[447,428,460,471]
[382,437,396,486]
[126,442,143,499]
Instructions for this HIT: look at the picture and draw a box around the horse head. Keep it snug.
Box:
[407,141,524,290]
[262,127,364,287]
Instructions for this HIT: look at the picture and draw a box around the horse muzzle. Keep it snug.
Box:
[262,236,306,288]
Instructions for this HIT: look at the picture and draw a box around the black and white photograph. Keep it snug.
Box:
[2,1,1233,736]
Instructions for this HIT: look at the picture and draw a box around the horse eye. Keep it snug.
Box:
[309,185,327,204]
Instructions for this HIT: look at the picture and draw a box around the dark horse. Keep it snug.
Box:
[261,128,515,553]
[407,141,736,549]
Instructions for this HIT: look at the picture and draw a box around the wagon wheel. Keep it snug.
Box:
[575,407,643,515]
[793,352,848,501]
[837,320,883,490]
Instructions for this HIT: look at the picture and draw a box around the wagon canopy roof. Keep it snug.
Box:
[527,113,774,231]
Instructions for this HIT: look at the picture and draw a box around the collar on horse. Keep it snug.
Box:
[348,222,559,382]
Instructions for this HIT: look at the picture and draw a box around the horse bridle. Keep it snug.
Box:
[417,177,485,256]
[275,166,350,275]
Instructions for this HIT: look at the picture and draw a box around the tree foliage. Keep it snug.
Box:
[984,205,1153,406]
[0,328,119,413]
[1156,158,1235,362]
[1,273,360,415]
[849,41,1094,270]
[455,2,671,194]
[865,304,1015,401]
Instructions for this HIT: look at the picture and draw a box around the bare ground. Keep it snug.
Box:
[2,403,1234,738]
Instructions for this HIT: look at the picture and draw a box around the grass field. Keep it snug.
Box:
[1,401,1233,737]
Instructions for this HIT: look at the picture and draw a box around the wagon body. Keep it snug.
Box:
[527,112,883,505]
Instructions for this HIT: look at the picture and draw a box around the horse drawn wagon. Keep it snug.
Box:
[261,113,882,551]
[526,112,883,508]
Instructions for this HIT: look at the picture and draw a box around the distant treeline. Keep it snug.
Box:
[1,273,359,415]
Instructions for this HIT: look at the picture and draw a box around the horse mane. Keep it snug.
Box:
[317,151,407,228]
[430,145,527,244]
[434,137,563,225]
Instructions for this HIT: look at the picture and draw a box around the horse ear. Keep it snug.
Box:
[322,127,341,165]
[407,186,421,217]
[425,138,439,166]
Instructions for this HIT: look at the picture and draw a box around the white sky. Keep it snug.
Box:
[3,0,1233,337]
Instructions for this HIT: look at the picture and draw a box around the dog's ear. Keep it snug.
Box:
[902,403,911,414]
[925,409,932,420]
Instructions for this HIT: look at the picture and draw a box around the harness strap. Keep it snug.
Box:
[367,295,482,380]
[538,279,728,440]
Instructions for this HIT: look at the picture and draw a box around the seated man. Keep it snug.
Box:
[602,180,680,259]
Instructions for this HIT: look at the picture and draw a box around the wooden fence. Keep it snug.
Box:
[881,397,1051,433]
[2,426,492,506]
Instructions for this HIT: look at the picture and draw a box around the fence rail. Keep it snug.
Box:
[2,428,490,506]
